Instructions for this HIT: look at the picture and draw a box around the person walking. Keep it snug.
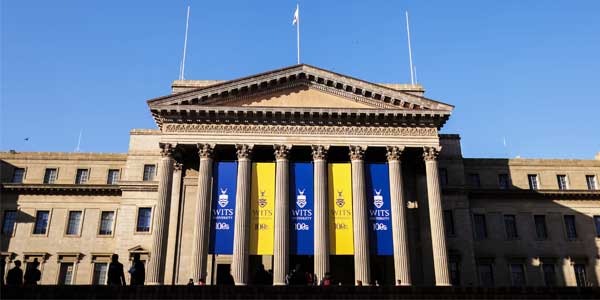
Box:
[107,254,126,285]
[23,258,41,285]
[128,253,145,285]
[6,260,24,286]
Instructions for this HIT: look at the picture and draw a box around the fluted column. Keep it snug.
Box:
[312,145,330,283]
[273,145,290,285]
[386,146,412,286]
[349,145,370,285]
[232,144,253,285]
[190,144,214,282]
[423,147,451,286]
[165,162,183,284]
[147,143,175,284]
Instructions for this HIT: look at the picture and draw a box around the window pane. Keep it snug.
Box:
[594,216,600,238]
[58,263,74,285]
[107,170,120,185]
[75,169,89,184]
[498,174,509,189]
[44,169,57,184]
[478,264,494,287]
[66,211,82,235]
[12,168,25,183]
[574,264,587,287]
[33,211,49,234]
[534,215,548,239]
[143,165,156,181]
[564,215,577,239]
[449,257,460,286]
[2,210,17,235]
[468,173,481,188]
[528,175,538,190]
[587,175,597,190]
[542,264,556,287]
[92,263,108,285]
[99,211,114,235]
[136,208,152,232]
[510,264,526,286]
[504,215,518,239]
[444,210,455,236]
[439,168,448,186]
[557,175,568,190]
[474,214,487,240]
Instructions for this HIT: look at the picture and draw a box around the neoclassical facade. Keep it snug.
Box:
[1,64,599,287]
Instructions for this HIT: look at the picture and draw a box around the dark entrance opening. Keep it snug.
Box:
[289,255,315,284]
[370,255,395,285]
[330,255,354,285]
[216,264,232,285]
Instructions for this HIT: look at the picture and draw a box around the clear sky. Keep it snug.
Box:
[1,0,599,159]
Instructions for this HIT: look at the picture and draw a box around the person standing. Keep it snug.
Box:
[23,258,41,285]
[6,260,24,286]
[107,254,126,285]
[129,253,145,285]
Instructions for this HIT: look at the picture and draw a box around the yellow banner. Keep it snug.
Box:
[249,162,275,255]
[328,163,354,255]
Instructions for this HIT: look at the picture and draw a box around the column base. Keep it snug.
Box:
[273,282,286,286]
[234,283,247,286]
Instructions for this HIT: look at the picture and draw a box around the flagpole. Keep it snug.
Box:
[179,5,191,80]
[405,10,415,85]
[296,4,300,64]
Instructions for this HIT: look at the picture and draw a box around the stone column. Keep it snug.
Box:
[190,144,214,282]
[232,144,252,285]
[147,143,175,285]
[165,162,183,284]
[312,145,329,283]
[349,145,370,285]
[273,145,290,285]
[423,147,451,286]
[386,146,412,286]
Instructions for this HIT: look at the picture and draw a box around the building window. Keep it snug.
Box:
[477,263,494,287]
[136,208,152,232]
[443,210,455,236]
[504,215,518,239]
[586,175,597,190]
[468,173,481,188]
[33,210,50,235]
[75,169,89,184]
[509,264,526,286]
[58,262,75,285]
[574,264,587,287]
[143,165,156,181]
[498,174,509,189]
[43,168,58,184]
[556,175,568,190]
[564,215,577,240]
[12,168,25,183]
[107,169,120,185]
[2,210,17,236]
[449,256,460,286]
[65,211,82,236]
[534,215,548,240]
[92,263,108,285]
[593,216,600,238]
[439,168,448,187]
[542,263,556,287]
[473,214,487,240]
[98,211,115,235]
[528,174,539,190]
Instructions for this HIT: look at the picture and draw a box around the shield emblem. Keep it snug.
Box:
[218,188,229,208]
[336,191,345,208]
[296,189,307,208]
[373,189,383,209]
[258,191,267,208]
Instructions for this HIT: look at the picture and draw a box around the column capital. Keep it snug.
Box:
[236,144,253,160]
[274,145,291,160]
[349,145,366,161]
[311,145,328,161]
[197,144,214,159]
[386,146,405,162]
[159,143,176,158]
[173,162,184,171]
[422,146,441,162]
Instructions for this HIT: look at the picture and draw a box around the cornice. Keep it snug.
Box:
[0,183,121,195]
[443,187,600,200]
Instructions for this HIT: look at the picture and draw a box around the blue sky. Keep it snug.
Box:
[1,0,599,159]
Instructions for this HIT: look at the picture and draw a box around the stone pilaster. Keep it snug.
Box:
[165,162,183,284]
[191,144,214,282]
[349,145,370,285]
[147,143,175,285]
[312,145,329,283]
[232,144,252,285]
[423,147,451,286]
[386,146,412,286]
[273,145,290,285]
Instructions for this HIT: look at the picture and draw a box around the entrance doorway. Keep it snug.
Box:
[289,255,314,284]
[215,264,233,285]
[330,255,354,285]
[370,255,395,285]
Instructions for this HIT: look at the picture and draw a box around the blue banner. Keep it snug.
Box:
[209,162,237,254]
[289,162,314,255]
[366,163,393,255]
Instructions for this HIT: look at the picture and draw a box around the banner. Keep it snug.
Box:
[328,163,354,255]
[209,162,237,254]
[366,163,393,255]
[289,162,314,255]
[249,162,275,255]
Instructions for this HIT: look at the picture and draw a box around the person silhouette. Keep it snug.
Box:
[6,260,24,286]
[23,258,41,285]
[128,253,145,285]
[107,254,126,285]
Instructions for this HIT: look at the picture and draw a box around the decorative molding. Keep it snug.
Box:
[386,146,405,161]
[274,145,290,160]
[236,144,253,160]
[349,145,366,161]
[163,123,438,137]
[423,146,441,161]
[0,183,121,195]
[197,143,214,159]
[311,145,328,161]
[159,143,175,157]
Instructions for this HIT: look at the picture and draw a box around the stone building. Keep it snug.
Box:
[1,64,599,287]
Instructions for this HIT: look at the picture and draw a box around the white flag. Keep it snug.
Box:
[292,5,299,25]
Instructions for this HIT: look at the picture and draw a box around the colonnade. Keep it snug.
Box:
[146,143,450,286]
